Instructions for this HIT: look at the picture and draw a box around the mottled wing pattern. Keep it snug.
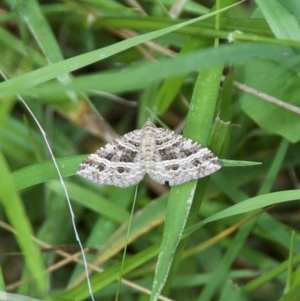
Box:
[147,127,221,186]
[77,129,145,187]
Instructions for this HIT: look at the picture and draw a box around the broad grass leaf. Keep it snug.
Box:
[239,59,300,143]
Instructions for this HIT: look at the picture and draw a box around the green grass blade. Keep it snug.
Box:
[13,155,85,190]
[27,43,295,98]
[0,153,47,293]
[19,0,64,62]
[255,0,300,40]
[150,182,197,301]
[203,190,300,225]
[150,61,223,299]
[0,2,256,98]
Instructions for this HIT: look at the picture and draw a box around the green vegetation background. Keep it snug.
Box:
[0,1,300,301]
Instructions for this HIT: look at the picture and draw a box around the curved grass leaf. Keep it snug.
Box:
[28,43,295,99]
[12,155,85,190]
[0,3,240,99]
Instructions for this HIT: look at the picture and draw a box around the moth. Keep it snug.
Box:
[77,119,221,187]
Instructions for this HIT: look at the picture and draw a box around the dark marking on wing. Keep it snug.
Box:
[165,164,180,171]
